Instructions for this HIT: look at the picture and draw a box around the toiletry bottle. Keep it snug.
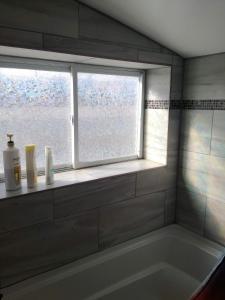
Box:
[3,134,21,191]
[25,144,37,188]
[45,146,54,185]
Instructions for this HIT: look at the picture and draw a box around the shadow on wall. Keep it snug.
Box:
[177,171,225,247]
[176,187,206,235]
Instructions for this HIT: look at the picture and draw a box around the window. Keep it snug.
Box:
[74,66,144,167]
[0,66,72,172]
[0,59,144,174]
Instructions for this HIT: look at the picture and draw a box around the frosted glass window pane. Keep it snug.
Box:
[0,68,72,172]
[77,72,140,163]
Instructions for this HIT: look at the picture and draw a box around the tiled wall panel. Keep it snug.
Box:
[177,188,206,234]
[0,211,98,287]
[205,197,225,245]
[43,34,138,61]
[180,110,213,154]
[0,27,43,49]
[0,0,79,38]
[0,0,183,288]
[165,189,176,225]
[54,174,136,219]
[0,168,174,287]
[99,191,165,248]
[79,5,161,51]
[0,191,53,234]
[177,52,225,245]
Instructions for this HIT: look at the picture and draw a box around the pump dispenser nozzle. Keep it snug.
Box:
[7,134,14,147]
[3,133,21,191]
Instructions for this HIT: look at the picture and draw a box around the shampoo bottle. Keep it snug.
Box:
[25,144,37,188]
[3,134,21,191]
[45,146,54,185]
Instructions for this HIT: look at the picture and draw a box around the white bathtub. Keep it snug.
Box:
[2,225,224,300]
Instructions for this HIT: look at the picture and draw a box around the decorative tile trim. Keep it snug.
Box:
[182,99,225,110]
[145,99,225,110]
[145,100,180,109]
[145,100,169,109]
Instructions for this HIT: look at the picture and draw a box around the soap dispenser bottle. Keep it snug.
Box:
[3,134,21,191]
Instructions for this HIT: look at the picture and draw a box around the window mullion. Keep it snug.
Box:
[71,64,79,169]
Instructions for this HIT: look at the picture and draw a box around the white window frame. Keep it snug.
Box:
[72,64,145,169]
[0,56,145,177]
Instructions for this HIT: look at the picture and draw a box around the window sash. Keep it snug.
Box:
[72,64,145,169]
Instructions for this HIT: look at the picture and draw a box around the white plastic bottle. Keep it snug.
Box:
[45,146,54,185]
[3,134,21,191]
[25,144,37,188]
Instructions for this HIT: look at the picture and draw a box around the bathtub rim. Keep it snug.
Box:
[2,224,225,298]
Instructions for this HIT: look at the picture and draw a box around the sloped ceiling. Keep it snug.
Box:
[80,0,225,58]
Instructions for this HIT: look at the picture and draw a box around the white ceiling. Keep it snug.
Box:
[80,0,225,58]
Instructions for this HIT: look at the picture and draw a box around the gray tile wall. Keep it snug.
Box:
[144,68,171,165]
[0,1,182,65]
[177,52,225,246]
[0,0,184,288]
[0,167,174,287]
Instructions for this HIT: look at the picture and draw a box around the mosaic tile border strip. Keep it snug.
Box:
[182,100,225,110]
[145,100,181,109]
[145,99,225,110]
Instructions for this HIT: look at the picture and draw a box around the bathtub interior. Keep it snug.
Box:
[2,225,225,300]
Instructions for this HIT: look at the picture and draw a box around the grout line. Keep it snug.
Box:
[203,195,208,238]
[52,190,55,222]
[97,208,100,250]
[209,109,214,155]
[134,172,138,197]
[164,189,167,225]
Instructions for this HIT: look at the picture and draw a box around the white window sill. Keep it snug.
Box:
[0,159,165,200]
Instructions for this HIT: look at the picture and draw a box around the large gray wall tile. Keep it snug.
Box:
[0,210,98,287]
[165,189,176,225]
[178,168,208,195]
[205,197,225,246]
[211,111,225,157]
[145,67,171,100]
[138,50,173,65]
[0,27,42,49]
[144,109,169,156]
[178,50,225,240]
[0,191,53,234]
[143,67,172,165]
[136,166,176,196]
[43,34,138,61]
[183,54,225,100]
[136,167,165,196]
[0,0,78,38]
[176,188,206,234]
[99,191,165,248]
[54,174,136,219]
[180,150,225,178]
[79,4,161,51]
[180,110,213,154]
[167,110,181,151]
[180,151,209,174]
[178,167,225,202]
[170,65,183,97]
